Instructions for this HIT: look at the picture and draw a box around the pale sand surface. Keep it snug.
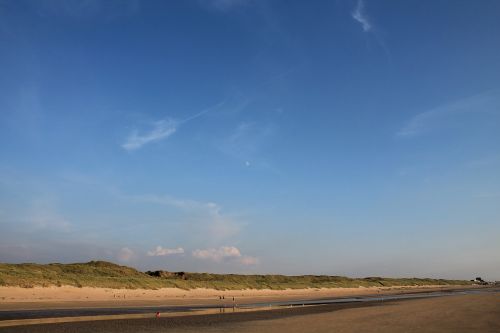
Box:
[0,285,475,310]
[1,293,498,332]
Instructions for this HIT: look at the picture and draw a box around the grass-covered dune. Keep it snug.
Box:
[0,261,473,290]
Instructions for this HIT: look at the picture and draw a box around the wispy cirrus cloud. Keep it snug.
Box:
[147,246,184,256]
[352,0,371,32]
[122,119,178,151]
[121,100,225,151]
[192,246,258,265]
[397,89,500,138]
[351,0,391,58]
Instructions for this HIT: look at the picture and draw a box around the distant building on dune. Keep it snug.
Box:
[471,277,488,285]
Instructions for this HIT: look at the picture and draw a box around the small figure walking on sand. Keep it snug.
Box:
[155,311,160,318]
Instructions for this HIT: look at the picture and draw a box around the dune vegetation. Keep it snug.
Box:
[0,261,473,290]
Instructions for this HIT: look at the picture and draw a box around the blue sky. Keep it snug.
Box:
[1,0,499,280]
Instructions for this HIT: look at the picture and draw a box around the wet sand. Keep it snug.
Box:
[1,292,498,332]
[230,293,500,333]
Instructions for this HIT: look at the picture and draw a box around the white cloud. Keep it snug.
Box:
[192,246,258,265]
[352,0,371,32]
[122,119,178,151]
[397,89,500,138]
[117,247,135,262]
[147,246,184,256]
[192,246,240,261]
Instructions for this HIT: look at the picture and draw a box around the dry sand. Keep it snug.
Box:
[0,285,475,310]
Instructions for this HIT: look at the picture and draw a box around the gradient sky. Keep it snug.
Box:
[1,0,499,280]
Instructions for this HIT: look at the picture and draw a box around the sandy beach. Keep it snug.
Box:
[0,285,477,310]
[0,291,498,332]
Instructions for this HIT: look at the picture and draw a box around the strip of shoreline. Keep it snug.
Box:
[0,284,484,311]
